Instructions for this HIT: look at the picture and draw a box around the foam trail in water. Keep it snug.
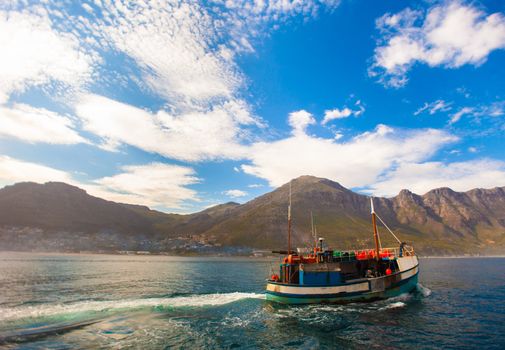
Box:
[0,292,265,322]
[380,301,406,310]
[417,283,432,297]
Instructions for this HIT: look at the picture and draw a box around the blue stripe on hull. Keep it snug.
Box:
[265,273,418,304]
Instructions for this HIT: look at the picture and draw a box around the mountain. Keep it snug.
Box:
[1,177,505,255]
[0,182,156,233]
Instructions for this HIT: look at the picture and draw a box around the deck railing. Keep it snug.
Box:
[331,245,415,261]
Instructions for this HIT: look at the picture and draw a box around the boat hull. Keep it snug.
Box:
[266,260,419,304]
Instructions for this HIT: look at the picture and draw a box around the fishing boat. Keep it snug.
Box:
[265,186,419,304]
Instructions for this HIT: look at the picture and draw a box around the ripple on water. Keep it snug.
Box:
[2,254,504,350]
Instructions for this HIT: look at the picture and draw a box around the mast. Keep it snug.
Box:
[370,197,380,262]
[287,181,292,255]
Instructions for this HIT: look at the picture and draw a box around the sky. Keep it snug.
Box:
[0,0,504,213]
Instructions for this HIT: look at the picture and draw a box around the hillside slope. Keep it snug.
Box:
[0,182,156,234]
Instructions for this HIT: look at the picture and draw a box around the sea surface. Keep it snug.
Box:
[0,253,504,349]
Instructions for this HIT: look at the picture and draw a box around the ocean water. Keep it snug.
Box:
[0,253,504,349]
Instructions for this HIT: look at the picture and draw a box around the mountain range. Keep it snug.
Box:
[1,176,505,255]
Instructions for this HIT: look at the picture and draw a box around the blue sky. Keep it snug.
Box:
[0,0,504,213]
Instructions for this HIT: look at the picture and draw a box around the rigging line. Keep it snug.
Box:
[375,213,402,244]
[377,226,382,250]
[289,265,298,282]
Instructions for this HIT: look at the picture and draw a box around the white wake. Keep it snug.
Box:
[417,283,432,297]
[380,301,406,310]
[0,292,265,322]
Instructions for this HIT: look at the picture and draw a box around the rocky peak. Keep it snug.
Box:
[395,189,423,206]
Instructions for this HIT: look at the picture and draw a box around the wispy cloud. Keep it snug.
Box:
[248,184,264,188]
[0,9,97,103]
[89,1,242,106]
[414,100,452,116]
[371,1,505,87]
[223,189,248,198]
[449,106,474,124]
[449,101,504,124]
[4,0,338,110]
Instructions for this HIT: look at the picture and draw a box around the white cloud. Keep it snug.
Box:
[223,189,248,198]
[0,104,87,144]
[468,146,478,153]
[288,110,316,135]
[242,116,458,188]
[0,155,73,187]
[322,99,365,124]
[0,10,96,103]
[0,155,200,211]
[0,1,336,158]
[90,163,200,209]
[322,101,365,124]
[0,1,341,166]
[365,159,505,196]
[248,183,264,188]
[75,94,254,162]
[372,1,505,87]
[414,100,452,115]
[323,107,352,121]
[81,3,93,14]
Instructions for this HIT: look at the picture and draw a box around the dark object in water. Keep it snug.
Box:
[0,319,99,345]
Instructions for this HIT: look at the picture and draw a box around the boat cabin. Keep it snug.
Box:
[274,243,415,286]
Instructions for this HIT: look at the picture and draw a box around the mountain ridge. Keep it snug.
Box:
[1,177,504,255]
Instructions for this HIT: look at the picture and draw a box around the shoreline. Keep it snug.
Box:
[1,250,504,259]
